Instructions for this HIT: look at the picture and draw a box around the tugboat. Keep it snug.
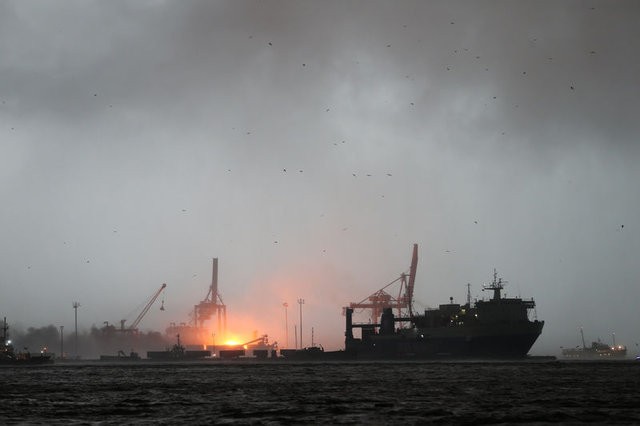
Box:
[1,317,53,365]
[279,345,352,361]
[344,244,545,359]
[562,329,627,359]
[146,334,211,360]
[99,350,141,361]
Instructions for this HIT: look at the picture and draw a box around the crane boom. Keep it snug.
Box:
[347,243,419,323]
[129,283,167,331]
[406,243,418,316]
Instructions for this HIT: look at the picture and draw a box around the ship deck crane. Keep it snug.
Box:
[118,283,167,333]
[347,244,418,324]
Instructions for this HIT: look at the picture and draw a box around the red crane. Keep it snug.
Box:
[347,244,418,324]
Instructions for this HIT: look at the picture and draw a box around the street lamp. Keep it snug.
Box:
[297,298,304,349]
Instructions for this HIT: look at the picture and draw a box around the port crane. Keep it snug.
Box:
[347,243,418,324]
[115,283,167,333]
[241,335,271,348]
[193,258,227,335]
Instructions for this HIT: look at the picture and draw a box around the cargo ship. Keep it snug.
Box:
[1,317,53,365]
[343,244,544,359]
[562,329,627,359]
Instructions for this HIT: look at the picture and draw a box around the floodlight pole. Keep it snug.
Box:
[59,325,64,360]
[297,298,305,349]
[283,302,289,348]
[73,301,80,359]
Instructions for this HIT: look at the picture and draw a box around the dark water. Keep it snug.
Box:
[1,360,639,425]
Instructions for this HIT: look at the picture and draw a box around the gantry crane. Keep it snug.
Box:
[193,258,227,335]
[347,243,418,324]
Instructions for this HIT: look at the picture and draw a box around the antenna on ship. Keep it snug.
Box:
[482,269,505,300]
[580,327,586,349]
[466,283,471,307]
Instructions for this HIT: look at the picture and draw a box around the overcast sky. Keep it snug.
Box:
[1,1,639,355]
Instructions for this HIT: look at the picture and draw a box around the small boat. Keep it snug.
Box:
[562,329,627,359]
[1,317,53,366]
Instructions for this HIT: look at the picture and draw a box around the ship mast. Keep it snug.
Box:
[2,317,7,345]
[483,269,505,300]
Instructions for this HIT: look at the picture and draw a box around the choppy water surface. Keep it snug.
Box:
[1,360,639,424]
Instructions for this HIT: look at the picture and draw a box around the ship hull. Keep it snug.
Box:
[0,354,53,366]
[346,321,544,359]
[562,348,627,360]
